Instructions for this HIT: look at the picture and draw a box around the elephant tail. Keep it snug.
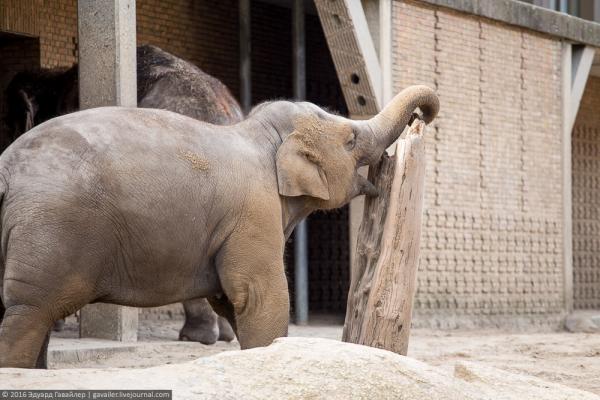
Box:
[0,171,5,209]
[0,171,5,290]
[0,170,7,246]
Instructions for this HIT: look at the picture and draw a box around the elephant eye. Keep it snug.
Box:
[345,132,356,151]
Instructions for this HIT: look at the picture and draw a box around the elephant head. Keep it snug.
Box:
[274,85,439,211]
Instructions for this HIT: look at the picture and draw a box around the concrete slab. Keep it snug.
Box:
[49,338,141,365]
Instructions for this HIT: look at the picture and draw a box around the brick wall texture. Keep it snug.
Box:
[572,76,600,310]
[393,0,565,328]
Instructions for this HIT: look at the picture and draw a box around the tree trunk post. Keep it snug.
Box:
[343,119,427,355]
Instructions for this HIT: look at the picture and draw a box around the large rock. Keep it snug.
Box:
[1,337,597,400]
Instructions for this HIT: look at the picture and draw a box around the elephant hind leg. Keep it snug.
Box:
[0,263,94,368]
[0,304,52,368]
[179,298,219,345]
[35,331,51,369]
[1,265,4,324]
[206,295,237,342]
[207,295,237,336]
[217,316,235,342]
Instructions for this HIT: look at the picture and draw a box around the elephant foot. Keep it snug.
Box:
[178,319,219,345]
[217,316,235,342]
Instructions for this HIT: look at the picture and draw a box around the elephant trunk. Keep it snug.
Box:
[357,85,439,165]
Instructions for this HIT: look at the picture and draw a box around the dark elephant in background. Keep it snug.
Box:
[3,44,238,345]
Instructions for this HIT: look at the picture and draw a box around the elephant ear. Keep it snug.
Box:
[276,133,330,200]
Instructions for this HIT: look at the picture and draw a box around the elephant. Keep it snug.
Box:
[0,84,439,368]
[3,44,238,345]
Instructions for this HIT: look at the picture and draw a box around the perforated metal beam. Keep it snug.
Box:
[315,0,382,118]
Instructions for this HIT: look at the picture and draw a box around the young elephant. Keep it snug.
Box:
[0,85,438,368]
[4,44,237,345]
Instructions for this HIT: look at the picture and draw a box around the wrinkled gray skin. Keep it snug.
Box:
[4,44,238,346]
[0,85,439,368]
[137,45,239,345]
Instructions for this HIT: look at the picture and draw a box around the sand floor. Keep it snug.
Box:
[50,317,600,395]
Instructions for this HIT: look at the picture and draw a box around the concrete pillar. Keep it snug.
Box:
[293,0,309,326]
[239,0,251,114]
[533,0,557,10]
[379,0,392,106]
[77,0,138,341]
[361,0,380,55]
[561,42,574,315]
[562,43,595,315]
[559,0,568,13]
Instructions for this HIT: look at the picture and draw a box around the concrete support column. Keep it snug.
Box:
[562,42,574,315]
[561,43,595,315]
[379,0,392,106]
[78,0,138,341]
[239,0,251,114]
[533,0,557,10]
[292,0,309,325]
[559,0,568,13]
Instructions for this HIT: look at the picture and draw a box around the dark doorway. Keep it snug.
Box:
[251,1,350,318]
[0,32,40,150]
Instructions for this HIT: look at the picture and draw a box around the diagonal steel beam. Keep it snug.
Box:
[568,45,595,132]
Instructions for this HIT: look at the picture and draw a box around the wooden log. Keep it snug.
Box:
[343,119,427,355]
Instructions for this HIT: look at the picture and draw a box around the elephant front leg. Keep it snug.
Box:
[217,239,289,350]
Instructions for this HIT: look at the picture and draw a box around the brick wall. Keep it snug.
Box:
[0,0,41,36]
[0,0,238,95]
[137,0,239,98]
[38,0,78,68]
[393,0,564,328]
[572,76,600,310]
[0,0,78,69]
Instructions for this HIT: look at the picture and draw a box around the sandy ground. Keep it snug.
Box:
[50,316,600,395]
